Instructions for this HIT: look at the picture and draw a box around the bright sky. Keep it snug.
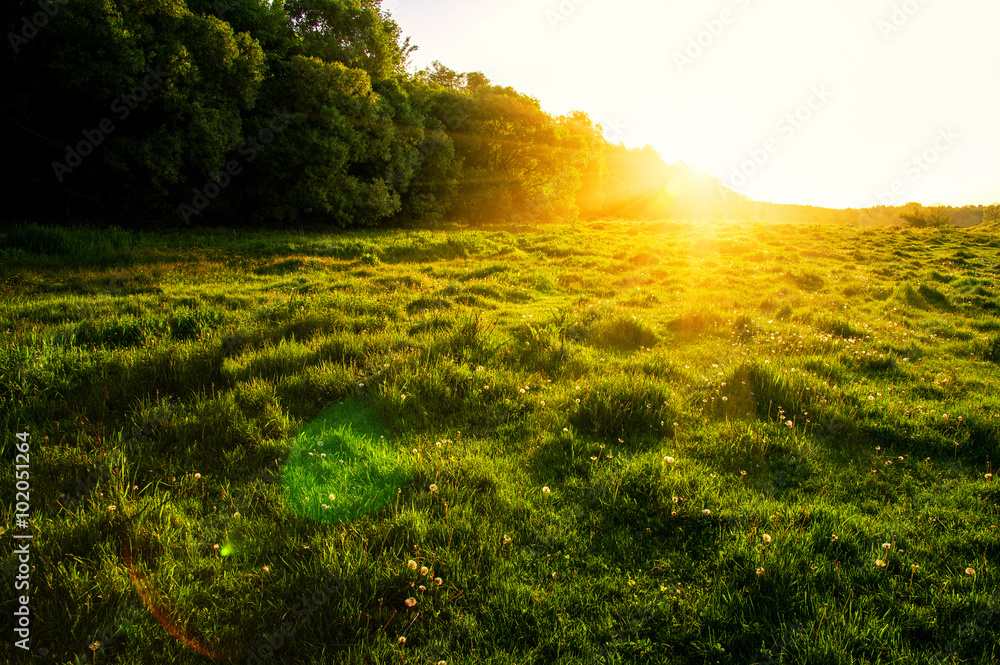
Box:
[387,0,1000,210]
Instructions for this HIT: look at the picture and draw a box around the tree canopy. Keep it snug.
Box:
[3,1,991,228]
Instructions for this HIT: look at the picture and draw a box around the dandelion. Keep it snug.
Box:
[542,486,551,494]
[405,597,417,607]
[194,473,201,479]
[756,568,765,576]
[233,512,240,519]
[321,504,330,510]
[435,577,444,586]
[107,506,116,513]
[412,448,418,454]
[664,456,675,464]
[722,396,728,401]
[762,534,772,543]
[986,474,994,481]
[912,564,920,570]
[418,585,427,592]
[562,427,569,433]
[213,544,220,551]
[710,473,717,478]
[420,566,429,576]
[966,567,976,576]
[329,493,335,501]
[408,560,418,570]
[674,422,679,427]
[882,543,892,550]
[702,509,711,515]
[429,484,438,493]
[740,470,747,477]
[89,642,101,651]
[831,534,839,542]
[551,573,557,580]
[785,420,794,428]
[398,636,407,644]
[520,389,525,394]
[672,496,679,503]
[671,511,677,516]
[435,441,442,448]
[876,559,887,568]
[503,535,511,544]
[943,414,949,420]
[262,566,269,573]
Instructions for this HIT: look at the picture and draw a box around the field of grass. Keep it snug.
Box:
[2,218,999,664]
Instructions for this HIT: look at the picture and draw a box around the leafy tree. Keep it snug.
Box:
[4,0,266,222]
[283,0,412,81]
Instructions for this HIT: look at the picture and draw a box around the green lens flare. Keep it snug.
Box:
[283,398,408,523]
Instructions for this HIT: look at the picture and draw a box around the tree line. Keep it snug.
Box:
[2,0,730,228]
[4,0,994,229]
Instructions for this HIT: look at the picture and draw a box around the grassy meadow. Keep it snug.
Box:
[2,219,999,664]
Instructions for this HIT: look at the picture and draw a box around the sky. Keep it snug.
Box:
[385,0,1000,210]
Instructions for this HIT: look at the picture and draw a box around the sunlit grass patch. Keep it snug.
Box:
[284,398,408,523]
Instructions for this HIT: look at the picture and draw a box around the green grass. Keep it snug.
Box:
[1,219,998,664]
